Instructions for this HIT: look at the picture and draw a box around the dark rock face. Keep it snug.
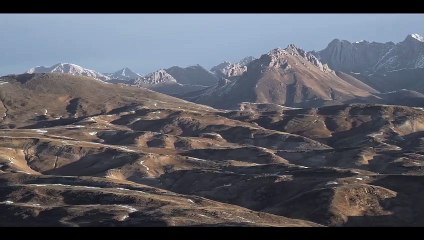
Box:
[166,65,218,86]
[314,34,424,74]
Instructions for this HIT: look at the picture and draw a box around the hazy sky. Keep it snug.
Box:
[0,14,423,76]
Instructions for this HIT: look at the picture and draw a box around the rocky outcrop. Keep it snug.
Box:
[134,69,177,85]
[210,56,256,78]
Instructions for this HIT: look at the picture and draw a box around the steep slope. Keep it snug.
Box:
[374,34,424,72]
[166,65,218,86]
[354,68,424,93]
[106,67,141,82]
[313,40,394,73]
[27,63,110,81]
[189,45,375,109]
[335,71,379,94]
[133,69,208,96]
[315,33,424,74]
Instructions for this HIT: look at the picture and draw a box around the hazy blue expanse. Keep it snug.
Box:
[0,14,423,75]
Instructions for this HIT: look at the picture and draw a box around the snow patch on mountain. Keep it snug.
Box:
[26,63,110,81]
[106,67,141,81]
[315,33,424,73]
[416,55,424,68]
[410,33,424,42]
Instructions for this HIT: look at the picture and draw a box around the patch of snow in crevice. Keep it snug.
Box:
[186,157,208,162]
[33,129,48,133]
[115,187,147,195]
[139,160,150,171]
[47,135,76,140]
[415,55,424,68]
[119,215,129,221]
[26,203,41,207]
[411,33,424,42]
[369,131,384,138]
[27,183,100,190]
[221,211,255,224]
[326,181,339,185]
[216,184,232,189]
[374,47,395,68]
[0,200,14,205]
[354,40,366,44]
[297,165,309,169]
[117,205,137,213]
[235,216,255,224]
[198,214,212,219]
[114,146,136,153]
[81,186,102,190]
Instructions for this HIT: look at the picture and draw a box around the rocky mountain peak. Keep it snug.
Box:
[107,67,141,81]
[285,44,307,57]
[238,56,256,66]
[406,33,424,43]
[263,46,334,73]
[354,40,369,44]
[135,69,177,85]
[264,48,292,69]
[211,61,246,78]
[211,56,257,79]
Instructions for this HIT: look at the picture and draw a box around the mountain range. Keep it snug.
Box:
[1,33,424,227]
[313,33,424,74]
[27,63,111,81]
[18,33,424,110]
